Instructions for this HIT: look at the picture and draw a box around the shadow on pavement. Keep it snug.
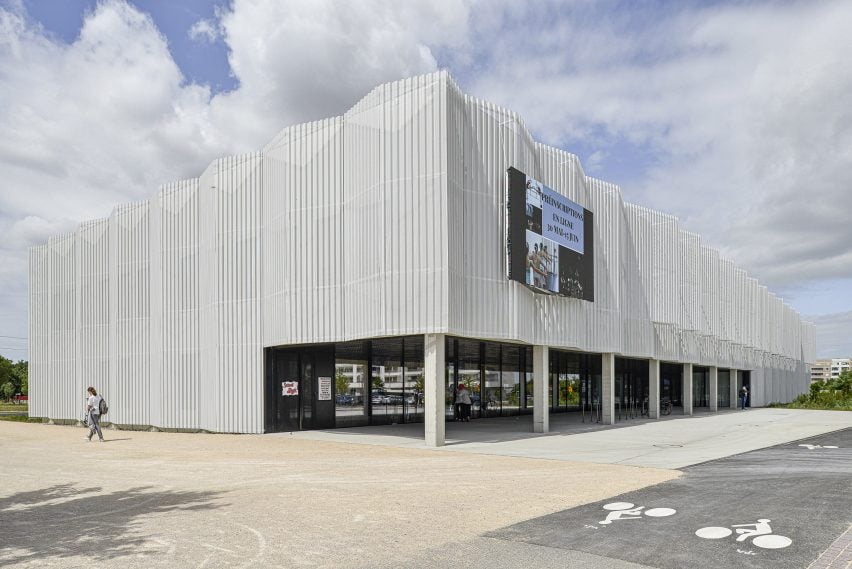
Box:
[298,409,741,446]
[0,483,224,565]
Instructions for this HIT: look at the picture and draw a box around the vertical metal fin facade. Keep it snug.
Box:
[29,71,815,431]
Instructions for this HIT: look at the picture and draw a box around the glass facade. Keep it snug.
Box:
[445,337,536,420]
[333,336,426,427]
[693,366,710,408]
[718,369,731,408]
[615,357,649,420]
[268,335,718,431]
[334,340,370,428]
[660,363,683,408]
[550,350,602,422]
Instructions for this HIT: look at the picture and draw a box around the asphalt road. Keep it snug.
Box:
[377,427,852,569]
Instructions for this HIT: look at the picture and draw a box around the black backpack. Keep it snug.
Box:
[99,397,109,415]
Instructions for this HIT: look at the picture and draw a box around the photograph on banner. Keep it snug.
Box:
[525,231,560,293]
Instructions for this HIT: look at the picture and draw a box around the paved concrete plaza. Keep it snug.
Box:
[1,408,849,568]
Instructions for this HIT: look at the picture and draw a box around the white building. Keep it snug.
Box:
[28,72,815,443]
[810,358,850,382]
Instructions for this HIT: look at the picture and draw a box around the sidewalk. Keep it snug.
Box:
[288,408,852,469]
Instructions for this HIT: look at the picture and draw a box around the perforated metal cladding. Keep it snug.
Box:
[28,71,813,430]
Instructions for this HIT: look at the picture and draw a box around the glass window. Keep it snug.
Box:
[614,357,649,420]
[446,338,457,419]
[549,360,555,409]
[563,352,581,410]
[660,363,682,407]
[693,367,709,408]
[372,338,404,424]
[718,369,731,408]
[458,339,481,419]
[523,346,533,411]
[483,343,501,418]
[334,340,369,428]
[403,336,424,423]
[501,345,521,416]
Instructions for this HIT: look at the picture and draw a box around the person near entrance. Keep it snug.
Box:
[739,385,749,410]
[457,383,472,422]
[85,387,105,442]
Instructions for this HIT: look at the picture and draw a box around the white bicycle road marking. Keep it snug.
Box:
[696,519,792,549]
[599,502,677,525]
[799,444,839,450]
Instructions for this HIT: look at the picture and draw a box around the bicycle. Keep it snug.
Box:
[660,398,673,416]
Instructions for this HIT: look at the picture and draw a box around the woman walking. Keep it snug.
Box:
[85,387,105,442]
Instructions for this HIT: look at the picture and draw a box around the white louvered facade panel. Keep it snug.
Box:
[159,178,203,430]
[78,219,110,414]
[110,203,151,427]
[48,234,79,421]
[28,71,814,430]
[28,246,50,419]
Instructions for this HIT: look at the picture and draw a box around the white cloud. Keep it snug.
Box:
[807,311,852,358]
[453,1,852,298]
[188,18,219,43]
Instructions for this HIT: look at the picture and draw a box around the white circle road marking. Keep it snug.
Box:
[696,527,733,539]
[645,508,676,517]
[602,502,635,511]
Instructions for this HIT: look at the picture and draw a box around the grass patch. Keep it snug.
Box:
[0,415,42,423]
[769,399,852,411]
[768,380,852,411]
[0,403,28,413]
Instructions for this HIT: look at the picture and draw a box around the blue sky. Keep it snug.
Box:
[1,0,851,361]
[26,0,236,91]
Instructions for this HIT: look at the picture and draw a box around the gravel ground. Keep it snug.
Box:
[0,421,678,568]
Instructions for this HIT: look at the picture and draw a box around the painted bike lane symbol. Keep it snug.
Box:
[695,519,792,549]
[799,444,839,450]
[598,502,677,525]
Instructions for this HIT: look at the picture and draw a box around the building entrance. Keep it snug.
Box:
[615,357,648,421]
[660,363,683,410]
[265,345,335,432]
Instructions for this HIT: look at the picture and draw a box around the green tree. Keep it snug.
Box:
[0,356,13,390]
[1,382,14,401]
[11,360,27,395]
[831,370,851,397]
[0,357,27,395]
[336,372,349,396]
[809,380,823,400]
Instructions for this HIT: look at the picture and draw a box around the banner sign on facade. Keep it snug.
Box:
[506,167,595,301]
[318,377,332,401]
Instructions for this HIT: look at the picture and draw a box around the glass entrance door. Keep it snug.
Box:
[274,350,301,432]
[300,353,315,430]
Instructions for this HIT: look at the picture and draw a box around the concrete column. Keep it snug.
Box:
[424,334,445,447]
[709,366,718,412]
[648,359,660,419]
[533,345,549,433]
[602,353,615,425]
[682,362,693,416]
[730,369,739,408]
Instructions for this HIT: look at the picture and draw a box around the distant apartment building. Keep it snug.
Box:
[810,358,851,382]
